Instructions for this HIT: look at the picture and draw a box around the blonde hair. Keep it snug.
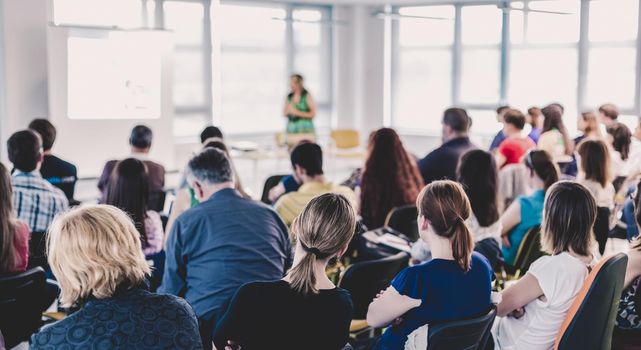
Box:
[288,193,356,295]
[47,204,150,307]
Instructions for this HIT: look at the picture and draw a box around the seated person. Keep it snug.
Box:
[616,183,641,331]
[496,109,536,168]
[98,125,165,205]
[526,107,543,144]
[538,104,574,161]
[7,130,68,232]
[274,142,356,227]
[28,119,77,201]
[607,122,633,179]
[367,181,493,350]
[494,181,598,349]
[104,158,164,256]
[213,193,356,350]
[0,162,29,274]
[30,205,202,349]
[490,105,511,151]
[501,150,559,265]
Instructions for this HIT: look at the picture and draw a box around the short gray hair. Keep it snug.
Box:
[187,147,234,185]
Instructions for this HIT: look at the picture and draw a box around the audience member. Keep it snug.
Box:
[538,104,574,160]
[494,181,597,349]
[490,105,511,151]
[526,107,543,144]
[31,205,202,349]
[367,181,493,350]
[576,139,615,209]
[496,109,536,168]
[501,150,559,265]
[104,158,164,256]
[159,148,292,348]
[274,142,356,226]
[616,181,641,331]
[201,125,224,143]
[28,119,77,201]
[599,103,619,127]
[7,130,68,232]
[213,193,356,350]
[98,125,165,203]
[417,108,476,184]
[575,111,602,145]
[359,128,424,229]
[607,122,633,179]
[0,162,29,274]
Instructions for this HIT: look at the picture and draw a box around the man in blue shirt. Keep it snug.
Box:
[159,148,292,349]
[489,105,511,151]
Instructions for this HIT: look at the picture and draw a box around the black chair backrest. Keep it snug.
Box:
[148,190,167,212]
[27,231,49,272]
[512,226,544,273]
[427,305,497,350]
[594,207,610,255]
[338,252,410,319]
[261,175,287,204]
[385,205,419,242]
[0,267,46,348]
[556,253,628,350]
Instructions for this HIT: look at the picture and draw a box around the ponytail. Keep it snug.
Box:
[451,217,474,272]
[288,251,319,296]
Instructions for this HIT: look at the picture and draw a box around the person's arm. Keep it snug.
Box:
[497,273,544,317]
[624,248,641,289]
[283,96,291,118]
[97,162,112,192]
[289,94,316,119]
[213,285,252,350]
[500,200,521,248]
[366,286,421,328]
[158,220,187,296]
[561,128,575,156]
[495,149,507,169]
[268,183,286,203]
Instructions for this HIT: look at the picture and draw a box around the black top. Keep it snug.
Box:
[417,137,476,184]
[213,280,353,350]
[40,154,77,200]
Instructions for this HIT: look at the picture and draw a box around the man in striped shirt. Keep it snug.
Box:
[7,130,68,233]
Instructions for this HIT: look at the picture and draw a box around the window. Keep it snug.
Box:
[53,0,143,28]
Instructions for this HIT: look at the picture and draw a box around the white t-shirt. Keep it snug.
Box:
[577,178,615,209]
[494,253,594,350]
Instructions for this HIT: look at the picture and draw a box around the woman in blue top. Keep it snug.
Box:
[367,180,493,350]
[500,150,560,265]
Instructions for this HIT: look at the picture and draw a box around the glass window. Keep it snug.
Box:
[53,0,143,28]
[589,0,638,42]
[293,9,328,103]
[461,5,502,46]
[585,47,637,109]
[398,6,455,47]
[527,1,580,44]
[173,51,206,106]
[467,109,502,136]
[460,48,501,104]
[163,2,204,46]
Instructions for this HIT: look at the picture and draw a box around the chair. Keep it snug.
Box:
[554,253,628,350]
[328,129,365,158]
[148,190,167,212]
[594,207,611,255]
[27,231,49,273]
[384,205,419,242]
[427,305,497,350]
[512,226,544,274]
[260,174,287,204]
[338,252,410,334]
[146,250,166,292]
[0,267,47,348]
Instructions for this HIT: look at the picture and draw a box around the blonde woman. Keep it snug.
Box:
[213,193,356,350]
[30,205,202,349]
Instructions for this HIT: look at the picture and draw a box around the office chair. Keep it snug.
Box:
[260,174,287,204]
[384,205,419,242]
[427,305,497,350]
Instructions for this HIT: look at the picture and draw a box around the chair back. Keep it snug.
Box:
[331,129,360,149]
[427,305,497,350]
[384,205,419,242]
[27,231,49,272]
[554,253,628,350]
[512,226,544,273]
[148,190,167,212]
[0,267,46,348]
[260,174,287,204]
[594,207,610,255]
[338,252,409,319]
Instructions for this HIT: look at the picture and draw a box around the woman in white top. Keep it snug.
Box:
[493,181,597,350]
[607,122,633,178]
[576,139,615,208]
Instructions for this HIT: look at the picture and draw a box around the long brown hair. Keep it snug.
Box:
[457,150,499,227]
[577,139,612,188]
[0,162,20,272]
[542,104,573,155]
[288,193,356,295]
[607,122,632,161]
[417,180,474,271]
[525,150,560,192]
[360,128,424,228]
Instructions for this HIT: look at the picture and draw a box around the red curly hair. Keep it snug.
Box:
[360,128,424,228]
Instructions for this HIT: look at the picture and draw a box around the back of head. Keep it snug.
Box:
[457,150,499,227]
[290,142,323,176]
[577,139,611,187]
[442,108,471,133]
[47,204,150,307]
[503,108,526,130]
[129,125,153,149]
[607,122,632,160]
[28,119,56,151]
[497,105,510,115]
[188,147,234,185]
[528,107,542,126]
[542,104,565,132]
[0,162,18,272]
[541,181,596,256]
[7,129,42,172]
[200,126,224,144]
[289,193,356,295]
[417,180,474,271]
[581,111,600,135]
[525,150,560,191]
[203,139,228,154]
[599,103,619,121]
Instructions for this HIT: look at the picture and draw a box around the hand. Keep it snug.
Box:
[286,104,297,116]
[508,307,525,319]
[502,235,511,248]
[225,340,241,350]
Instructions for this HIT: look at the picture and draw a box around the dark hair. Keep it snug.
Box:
[129,125,153,149]
[7,130,42,172]
[457,150,499,227]
[525,150,560,192]
[417,180,474,271]
[188,147,233,185]
[541,181,596,256]
[200,126,223,143]
[527,107,542,127]
[360,128,424,228]
[607,122,632,161]
[0,162,19,272]
[443,108,471,133]
[28,119,56,151]
[542,104,573,155]
[599,103,619,120]
[496,105,510,114]
[105,158,150,247]
[549,102,565,114]
[203,139,228,153]
[290,142,323,176]
[577,139,612,188]
[503,109,526,130]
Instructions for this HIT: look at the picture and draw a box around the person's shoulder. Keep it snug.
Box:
[471,252,493,273]
[49,155,77,172]
[145,160,165,171]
